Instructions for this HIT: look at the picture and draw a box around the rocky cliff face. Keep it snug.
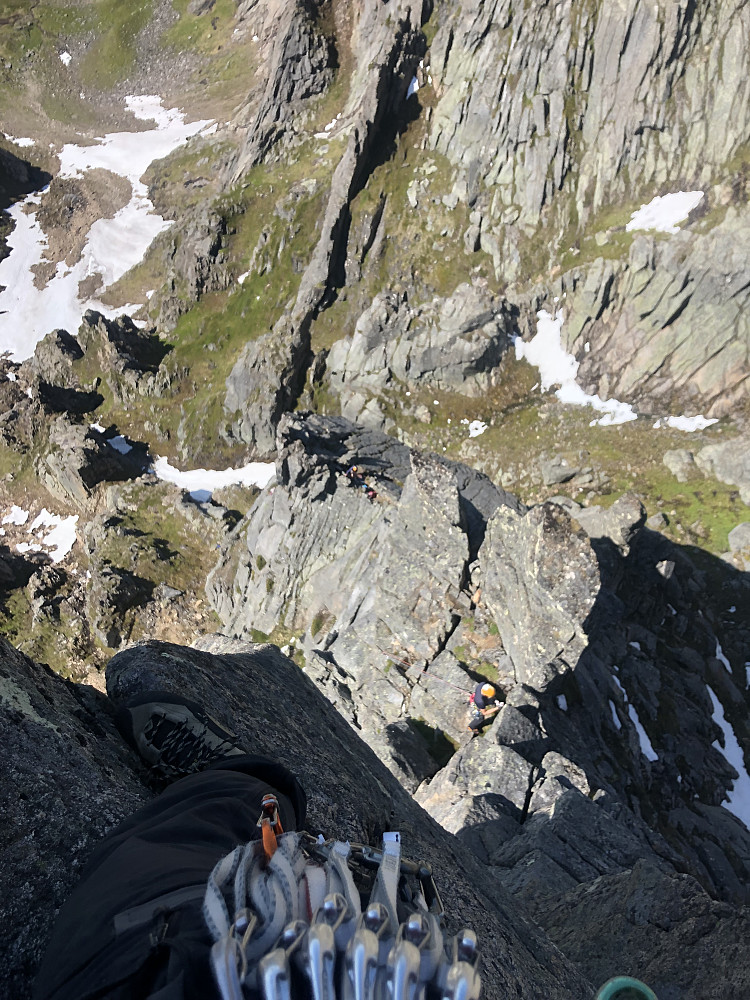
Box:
[203,412,750,996]
[2,3,750,996]
[0,634,594,1000]
[201,0,750,451]
[429,0,749,225]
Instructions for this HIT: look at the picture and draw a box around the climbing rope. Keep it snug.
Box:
[379,650,474,696]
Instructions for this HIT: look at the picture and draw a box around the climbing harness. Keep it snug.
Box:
[203,830,481,1000]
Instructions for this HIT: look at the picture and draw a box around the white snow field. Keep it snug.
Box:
[153,457,276,501]
[626,191,704,233]
[0,96,211,361]
[515,311,637,426]
[516,310,717,431]
[13,508,79,563]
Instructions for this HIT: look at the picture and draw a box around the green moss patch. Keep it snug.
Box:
[93,481,223,595]
[78,0,154,89]
[166,0,237,54]
[0,586,91,678]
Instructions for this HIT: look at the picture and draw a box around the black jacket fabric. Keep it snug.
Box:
[33,756,306,1000]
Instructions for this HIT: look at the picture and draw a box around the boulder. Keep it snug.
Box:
[663,448,696,483]
[35,417,148,510]
[727,523,750,571]
[326,284,515,421]
[76,311,171,402]
[696,436,750,504]
[479,502,600,690]
[540,454,579,486]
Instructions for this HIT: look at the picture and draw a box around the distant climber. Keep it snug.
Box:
[341,462,378,501]
[468,682,501,734]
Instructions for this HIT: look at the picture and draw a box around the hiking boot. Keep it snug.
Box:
[114,691,245,779]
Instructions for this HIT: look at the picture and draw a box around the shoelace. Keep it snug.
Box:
[144,713,237,772]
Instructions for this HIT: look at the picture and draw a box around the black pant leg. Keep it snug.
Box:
[34,756,305,1000]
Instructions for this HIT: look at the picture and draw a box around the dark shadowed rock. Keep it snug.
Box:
[539,859,750,1000]
[0,639,148,997]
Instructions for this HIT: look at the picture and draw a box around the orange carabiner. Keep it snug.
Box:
[258,794,284,863]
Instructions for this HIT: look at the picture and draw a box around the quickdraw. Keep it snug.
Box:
[205,831,481,1000]
[305,837,445,922]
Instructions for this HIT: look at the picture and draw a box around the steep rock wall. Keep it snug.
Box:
[0,634,594,1000]
[429,0,750,228]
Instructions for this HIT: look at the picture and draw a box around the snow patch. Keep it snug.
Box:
[707,685,750,828]
[468,420,487,438]
[516,311,719,432]
[515,311,637,426]
[556,694,568,712]
[89,422,105,433]
[716,639,733,674]
[626,191,704,234]
[612,672,658,761]
[0,96,211,360]
[18,509,78,562]
[609,700,622,730]
[59,51,72,66]
[629,641,641,651]
[3,134,34,148]
[653,414,718,432]
[152,456,275,499]
[3,505,29,526]
[627,702,659,762]
[407,76,419,98]
[108,435,132,455]
[238,271,250,284]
